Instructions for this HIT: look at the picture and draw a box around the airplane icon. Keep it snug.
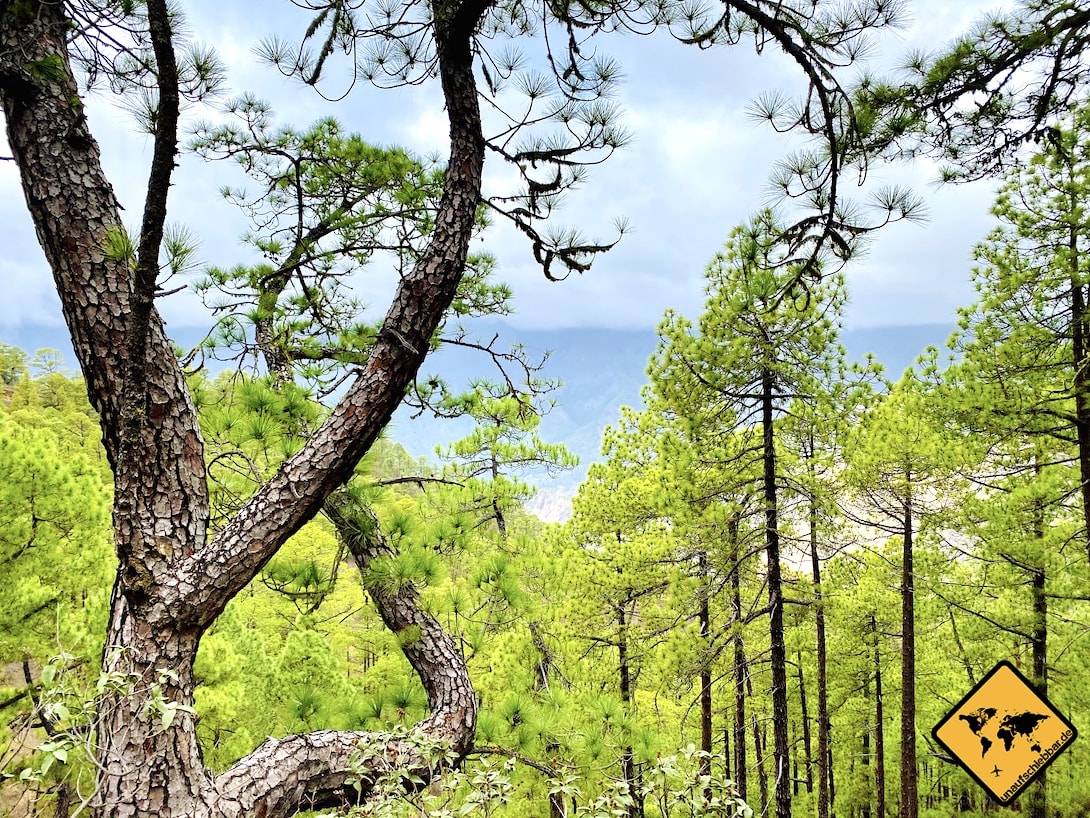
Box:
[992,766,1002,777]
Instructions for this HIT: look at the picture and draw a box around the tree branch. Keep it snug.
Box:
[179,7,489,629]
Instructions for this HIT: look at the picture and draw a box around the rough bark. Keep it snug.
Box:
[325,493,477,748]
[202,493,479,817]
[177,8,488,630]
[0,0,488,814]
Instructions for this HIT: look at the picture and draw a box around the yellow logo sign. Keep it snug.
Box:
[932,661,1076,805]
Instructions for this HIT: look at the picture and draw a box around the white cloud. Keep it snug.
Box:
[0,0,1024,340]
[0,258,64,329]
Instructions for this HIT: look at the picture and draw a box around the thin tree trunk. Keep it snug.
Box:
[751,708,769,818]
[873,615,886,818]
[1028,481,1048,818]
[1067,219,1090,567]
[948,610,976,686]
[745,662,767,815]
[733,622,749,802]
[809,476,830,818]
[54,782,71,818]
[700,551,713,787]
[618,600,639,818]
[490,448,508,541]
[731,517,748,802]
[724,728,731,789]
[900,491,917,818]
[828,745,836,812]
[760,367,791,818]
[862,669,872,818]
[529,621,554,691]
[796,651,813,794]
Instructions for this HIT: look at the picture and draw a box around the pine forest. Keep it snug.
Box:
[4,1,1090,817]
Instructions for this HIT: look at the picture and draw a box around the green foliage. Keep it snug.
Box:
[188,101,506,392]
[18,87,1090,814]
[338,730,751,818]
[0,343,27,386]
[0,403,111,660]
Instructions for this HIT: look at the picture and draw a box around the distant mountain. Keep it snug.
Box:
[390,320,955,469]
[841,323,956,376]
[2,320,955,520]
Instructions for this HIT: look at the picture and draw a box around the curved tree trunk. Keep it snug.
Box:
[212,492,477,817]
[0,0,488,815]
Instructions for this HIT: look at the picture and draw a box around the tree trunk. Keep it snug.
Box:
[54,782,72,818]
[730,518,748,802]
[809,484,830,818]
[828,744,836,811]
[1028,485,1048,818]
[900,492,917,818]
[948,610,976,686]
[699,551,713,786]
[490,448,508,541]
[617,600,639,818]
[796,651,813,795]
[873,615,886,818]
[1067,219,1090,567]
[862,669,872,818]
[529,621,555,691]
[751,709,768,818]
[724,728,731,789]
[760,367,791,818]
[0,0,489,813]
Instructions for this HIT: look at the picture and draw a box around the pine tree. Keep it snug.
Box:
[649,210,850,818]
[842,363,968,818]
[949,104,1090,566]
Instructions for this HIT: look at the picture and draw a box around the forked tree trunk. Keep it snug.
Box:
[0,1,488,814]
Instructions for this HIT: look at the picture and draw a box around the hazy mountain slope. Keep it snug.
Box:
[390,321,956,520]
[393,321,954,457]
[2,321,954,520]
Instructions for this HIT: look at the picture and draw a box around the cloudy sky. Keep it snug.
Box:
[1,0,1010,338]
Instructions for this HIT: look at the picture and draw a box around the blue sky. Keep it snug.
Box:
[1,0,1009,337]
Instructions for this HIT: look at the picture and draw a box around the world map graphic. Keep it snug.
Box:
[959,707,1050,757]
